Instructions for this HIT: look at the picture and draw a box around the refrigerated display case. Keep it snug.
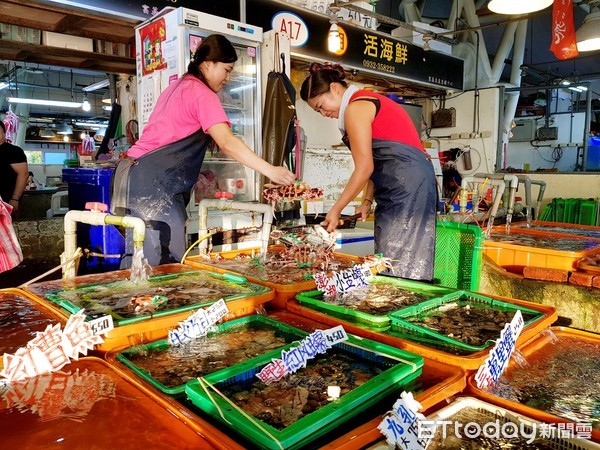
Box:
[135,7,263,204]
[135,8,265,246]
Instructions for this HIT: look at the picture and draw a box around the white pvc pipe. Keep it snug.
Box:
[197,199,274,257]
[460,176,506,225]
[491,22,519,84]
[62,210,146,278]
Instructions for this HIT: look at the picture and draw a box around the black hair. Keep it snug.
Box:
[0,120,5,133]
[187,34,238,86]
[300,62,347,102]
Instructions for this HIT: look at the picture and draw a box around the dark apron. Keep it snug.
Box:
[371,140,437,281]
[112,129,209,267]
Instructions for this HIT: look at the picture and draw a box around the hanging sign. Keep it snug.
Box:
[378,391,435,450]
[256,326,348,384]
[550,0,579,60]
[167,299,229,347]
[271,11,309,48]
[474,310,524,389]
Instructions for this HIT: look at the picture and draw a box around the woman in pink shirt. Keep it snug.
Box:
[113,34,294,267]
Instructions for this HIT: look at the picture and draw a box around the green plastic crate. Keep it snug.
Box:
[45,270,270,325]
[578,199,598,225]
[295,277,455,332]
[389,290,544,353]
[185,334,423,450]
[116,314,308,397]
[434,221,484,291]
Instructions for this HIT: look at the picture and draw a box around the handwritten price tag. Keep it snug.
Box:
[168,299,229,347]
[475,310,524,389]
[378,392,434,450]
[87,314,114,336]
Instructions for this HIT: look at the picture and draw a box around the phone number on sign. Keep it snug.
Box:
[362,60,396,74]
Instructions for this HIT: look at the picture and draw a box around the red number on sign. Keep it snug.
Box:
[279,20,300,40]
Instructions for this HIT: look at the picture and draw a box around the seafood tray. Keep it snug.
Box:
[115,314,307,397]
[484,230,600,272]
[184,244,368,309]
[0,357,243,450]
[185,334,423,450]
[45,270,273,352]
[468,327,600,443]
[295,276,454,332]
[424,397,600,450]
[434,221,484,291]
[0,288,67,370]
[389,290,547,353]
[499,221,600,240]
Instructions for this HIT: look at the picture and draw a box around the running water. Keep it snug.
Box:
[505,212,513,234]
[511,349,529,368]
[540,327,559,343]
[129,245,151,284]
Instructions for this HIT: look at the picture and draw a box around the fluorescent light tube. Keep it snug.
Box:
[7,97,82,108]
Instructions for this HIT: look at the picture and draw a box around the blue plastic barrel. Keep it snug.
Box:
[62,168,125,273]
[586,136,600,170]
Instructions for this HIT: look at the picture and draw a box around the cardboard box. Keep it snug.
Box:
[43,31,93,52]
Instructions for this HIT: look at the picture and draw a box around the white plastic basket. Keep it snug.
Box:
[425,396,600,450]
[367,396,600,450]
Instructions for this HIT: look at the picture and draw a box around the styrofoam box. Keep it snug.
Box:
[43,31,93,52]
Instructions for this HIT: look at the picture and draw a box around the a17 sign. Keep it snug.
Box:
[271,11,309,47]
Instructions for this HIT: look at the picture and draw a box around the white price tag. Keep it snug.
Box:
[87,315,114,336]
[323,325,348,347]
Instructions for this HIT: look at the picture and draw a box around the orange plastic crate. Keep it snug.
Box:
[286,291,557,371]
[467,326,600,443]
[505,221,600,240]
[484,229,600,272]
[185,245,368,309]
[0,288,67,370]
[0,357,243,449]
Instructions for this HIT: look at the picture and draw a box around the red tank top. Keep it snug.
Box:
[349,90,425,152]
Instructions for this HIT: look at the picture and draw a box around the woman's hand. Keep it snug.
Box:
[267,166,295,185]
[321,208,341,233]
[355,201,372,221]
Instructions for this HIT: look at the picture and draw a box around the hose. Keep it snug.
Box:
[180,232,213,264]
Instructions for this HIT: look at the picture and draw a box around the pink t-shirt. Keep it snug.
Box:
[128,75,230,158]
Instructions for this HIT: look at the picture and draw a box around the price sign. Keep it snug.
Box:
[475,310,524,389]
[256,326,348,384]
[378,392,434,450]
[87,314,114,336]
[168,299,229,347]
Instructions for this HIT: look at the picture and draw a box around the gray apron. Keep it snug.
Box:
[112,129,209,267]
[371,140,437,281]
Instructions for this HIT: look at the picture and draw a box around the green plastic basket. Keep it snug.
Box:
[434,221,484,291]
[45,270,270,325]
[185,334,423,450]
[389,290,544,353]
[295,276,455,332]
[116,314,308,397]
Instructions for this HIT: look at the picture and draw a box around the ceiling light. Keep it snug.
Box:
[328,22,341,53]
[7,97,82,108]
[63,135,70,142]
[569,86,584,92]
[56,122,73,135]
[488,0,553,15]
[101,90,112,104]
[82,79,110,92]
[0,81,9,90]
[40,128,56,138]
[576,11,600,52]
[82,95,91,112]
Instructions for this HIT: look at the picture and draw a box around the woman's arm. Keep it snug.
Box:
[9,162,28,213]
[207,123,295,185]
[356,179,375,221]
[322,101,375,232]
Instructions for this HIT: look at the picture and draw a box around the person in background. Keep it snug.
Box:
[112,34,295,267]
[300,63,437,281]
[0,121,28,216]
